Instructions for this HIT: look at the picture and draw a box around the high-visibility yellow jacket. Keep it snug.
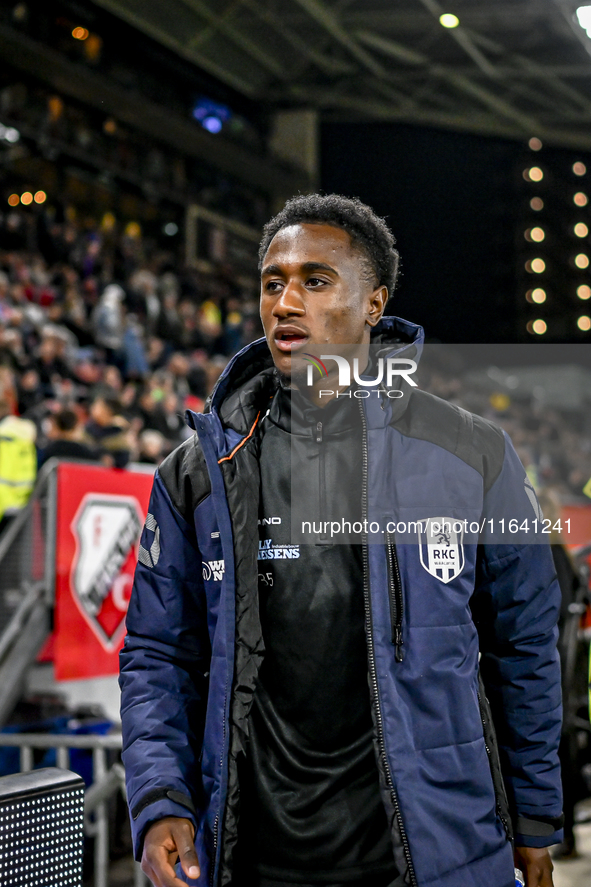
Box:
[0,415,37,521]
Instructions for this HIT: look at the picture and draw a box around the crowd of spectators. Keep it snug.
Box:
[418,351,591,501]
[1,201,590,503]
[0,202,261,468]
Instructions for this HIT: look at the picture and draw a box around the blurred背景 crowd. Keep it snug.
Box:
[0,202,261,470]
[1,201,590,505]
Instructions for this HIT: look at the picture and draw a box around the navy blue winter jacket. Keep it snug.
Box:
[120,317,563,887]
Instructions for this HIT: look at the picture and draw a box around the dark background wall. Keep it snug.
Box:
[321,122,591,344]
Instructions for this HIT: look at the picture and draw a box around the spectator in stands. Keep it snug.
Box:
[92,283,125,357]
[39,408,98,466]
[16,368,44,416]
[85,393,131,468]
[155,287,183,348]
[137,429,167,465]
[142,391,186,445]
[121,315,149,380]
[0,397,37,532]
[33,326,73,398]
[0,327,31,374]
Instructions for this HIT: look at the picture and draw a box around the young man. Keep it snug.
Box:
[120,195,563,887]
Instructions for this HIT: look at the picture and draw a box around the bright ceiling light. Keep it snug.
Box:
[528,319,547,336]
[576,6,591,37]
[439,13,460,28]
[530,227,545,242]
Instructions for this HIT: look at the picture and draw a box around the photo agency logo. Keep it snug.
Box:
[302,352,418,398]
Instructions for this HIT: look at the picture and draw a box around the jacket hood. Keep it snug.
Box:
[208,315,424,417]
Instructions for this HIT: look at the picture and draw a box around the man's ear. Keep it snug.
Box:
[366,285,388,328]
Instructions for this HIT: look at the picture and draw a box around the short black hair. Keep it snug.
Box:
[53,408,78,433]
[94,393,122,416]
[258,194,400,294]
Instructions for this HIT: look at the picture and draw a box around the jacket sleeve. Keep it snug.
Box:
[471,432,564,848]
[119,467,211,860]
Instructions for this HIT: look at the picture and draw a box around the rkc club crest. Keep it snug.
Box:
[418,517,464,584]
[70,494,143,650]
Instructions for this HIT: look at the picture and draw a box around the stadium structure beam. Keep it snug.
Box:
[0,23,309,196]
[275,0,453,114]
[416,0,498,78]
[415,0,591,121]
[469,28,591,117]
[318,4,550,29]
[91,0,261,96]
[397,65,591,79]
[285,83,591,151]
[289,0,390,79]
[239,0,355,76]
[177,0,289,80]
[355,31,541,132]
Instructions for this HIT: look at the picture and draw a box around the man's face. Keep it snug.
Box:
[260,222,385,381]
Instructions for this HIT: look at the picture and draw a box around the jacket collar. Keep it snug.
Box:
[195,316,425,436]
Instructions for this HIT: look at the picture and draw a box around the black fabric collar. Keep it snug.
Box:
[266,383,361,438]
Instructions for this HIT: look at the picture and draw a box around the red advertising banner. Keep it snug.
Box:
[54,462,153,680]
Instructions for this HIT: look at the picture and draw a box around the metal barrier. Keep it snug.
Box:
[0,458,58,725]
[0,732,148,887]
[0,457,156,726]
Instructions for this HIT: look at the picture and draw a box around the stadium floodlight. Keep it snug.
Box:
[0,124,20,143]
[576,6,591,37]
[439,13,460,28]
[0,767,85,887]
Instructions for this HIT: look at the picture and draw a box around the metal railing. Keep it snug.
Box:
[0,731,148,887]
[0,458,156,726]
[0,458,58,725]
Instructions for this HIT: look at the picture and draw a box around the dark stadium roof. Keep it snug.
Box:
[91,0,591,151]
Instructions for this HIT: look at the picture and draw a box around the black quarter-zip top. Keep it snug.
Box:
[236,384,399,886]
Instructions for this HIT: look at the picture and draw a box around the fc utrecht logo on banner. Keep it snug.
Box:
[418,517,465,584]
[70,494,143,650]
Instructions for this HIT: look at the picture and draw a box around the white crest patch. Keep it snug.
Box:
[418,517,465,584]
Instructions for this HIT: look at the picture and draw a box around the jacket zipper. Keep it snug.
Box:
[358,401,418,887]
[316,421,328,541]
[386,532,405,662]
[210,685,228,885]
[477,690,512,840]
[210,815,219,887]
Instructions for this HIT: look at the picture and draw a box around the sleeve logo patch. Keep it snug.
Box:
[138,513,160,569]
[418,517,465,583]
[202,559,225,581]
[524,477,543,520]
